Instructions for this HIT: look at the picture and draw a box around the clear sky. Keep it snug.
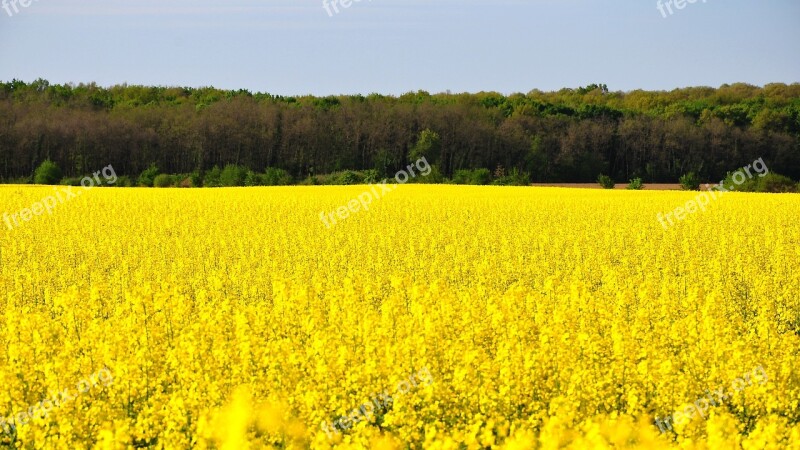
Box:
[0,0,798,95]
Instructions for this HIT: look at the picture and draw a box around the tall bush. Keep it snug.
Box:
[597,174,615,189]
[34,159,62,185]
[153,174,176,188]
[679,172,701,190]
[219,164,248,187]
[138,164,160,187]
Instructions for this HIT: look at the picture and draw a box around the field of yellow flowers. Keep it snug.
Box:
[1,184,799,449]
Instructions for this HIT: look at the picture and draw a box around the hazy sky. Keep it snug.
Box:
[1,0,798,95]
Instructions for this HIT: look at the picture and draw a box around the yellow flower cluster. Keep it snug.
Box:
[1,184,799,449]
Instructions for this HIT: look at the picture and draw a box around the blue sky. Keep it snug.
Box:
[0,0,798,95]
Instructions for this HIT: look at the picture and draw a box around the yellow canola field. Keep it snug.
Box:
[0,184,799,449]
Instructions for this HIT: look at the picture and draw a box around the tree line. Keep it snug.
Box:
[1,79,799,184]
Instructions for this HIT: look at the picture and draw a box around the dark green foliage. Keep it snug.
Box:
[361,169,379,184]
[757,173,797,193]
[298,176,319,185]
[203,166,222,187]
[423,165,448,184]
[2,81,800,184]
[679,172,701,190]
[34,160,62,185]
[244,171,262,187]
[453,168,492,185]
[597,174,615,189]
[153,174,176,188]
[243,170,293,186]
[113,176,133,187]
[323,169,381,185]
[219,164,248,187]
[473,168,493,185]
[627,178,644,190]
[405,165,447,184]
[138,164,160,187]
[722,170,757,192]
[409,129,441,163]
[3,176,31,184]
[60,177,83,186]
[186,172,202,188]
[373,149,398,179]
[722,170,796,193]
[263,167,293,186]
[331,171,363,185]
[493,168,531,186]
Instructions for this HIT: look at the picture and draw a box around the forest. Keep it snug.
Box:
[1,79,799,184]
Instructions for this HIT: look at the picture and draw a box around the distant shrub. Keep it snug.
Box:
[722,170,757,192]
[453,168,492,185]
[597,174,615,189]
[425,165,448,184]
[203,166,222,187]
[242,169,293,187]
[493,168,531,186]
[679,172,701,190]
[332,171,363,185]
[263,167,293,186]
[757,173,797,193]
[4,176,31,184]
[34,159,62,185]
[138,163,160,187]
[362,169,379,184]
[60,177,83,186]
[153,174,176,188]
[114,175,133,187]
[405,164,447,184]
[298,176,319,186]
[219,164,248,187]
[189,172,202,187]
[722,170,796,193]
[627,178,644,190]
[473,168,492,185]
[244,171,263,186]
[451,170,471,185]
